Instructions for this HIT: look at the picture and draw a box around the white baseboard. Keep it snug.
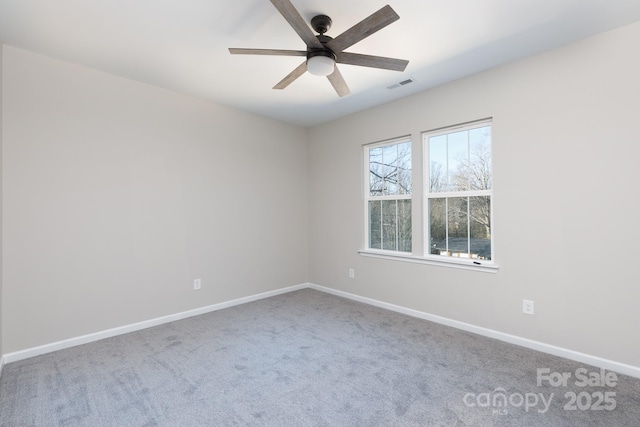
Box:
[308,283,640,379]
[3,282,639,380]
[2,283,308,364]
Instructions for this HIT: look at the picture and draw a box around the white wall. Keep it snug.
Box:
[308,21,640,367]
[1,46,309,353]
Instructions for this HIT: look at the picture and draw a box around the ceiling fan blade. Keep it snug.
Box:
[270,0,323,50]
[327,5,399,53]
[273,61,308,90]
[336,52,408,71]
[327,66,351,97]
[229,48,306,57]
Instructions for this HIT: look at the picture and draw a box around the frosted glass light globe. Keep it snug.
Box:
[307,55,335,76]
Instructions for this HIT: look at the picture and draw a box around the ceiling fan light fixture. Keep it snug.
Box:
[229,1,408,96]
[307,54,335,76]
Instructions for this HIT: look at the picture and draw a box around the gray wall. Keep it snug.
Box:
[2,46,309,353]
[308,21,640,367]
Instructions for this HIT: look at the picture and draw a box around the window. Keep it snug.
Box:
[424,120,493,261]
[364,137,412,253]
[362,120,494,270]
[361,119,495,271]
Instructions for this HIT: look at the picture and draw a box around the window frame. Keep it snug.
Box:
[423,119,495,265]
[363,136,413,254]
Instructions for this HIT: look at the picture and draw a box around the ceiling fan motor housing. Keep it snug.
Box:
[307,34,335,61]
[311,14,332,34]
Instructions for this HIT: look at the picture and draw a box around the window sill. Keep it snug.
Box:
[358,250,499,273]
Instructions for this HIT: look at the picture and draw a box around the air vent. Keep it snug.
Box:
[387,78,415,90]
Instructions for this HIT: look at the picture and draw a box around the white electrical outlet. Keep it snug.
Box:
[348,268,355,279]
[194,278,201,290]
[523,299,534,315]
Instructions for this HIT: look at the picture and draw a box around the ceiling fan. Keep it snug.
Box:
[229,0,409,97]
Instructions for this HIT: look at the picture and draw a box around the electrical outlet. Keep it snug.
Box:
[193,279,201,290]
[522,299,534,315]
[348,268,355,279]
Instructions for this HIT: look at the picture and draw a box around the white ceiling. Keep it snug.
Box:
[1,0,640,127]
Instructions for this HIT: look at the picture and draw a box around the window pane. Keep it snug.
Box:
[398,199,412,252]
[448,131,469,191]
[397,141,412,195]
[369,147,383,196]
[470,196,491,260]
[428,198,446,255]
[382,200,398,251]
[382,144,399,195]
[447,197,469,257]
[366,138,412,255]
[368,201,382,249]
[429,135,447,192]
[469,126,492,191]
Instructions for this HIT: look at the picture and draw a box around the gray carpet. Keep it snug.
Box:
[1,288,639,426]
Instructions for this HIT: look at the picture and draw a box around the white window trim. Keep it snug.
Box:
[358,249,499,273]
